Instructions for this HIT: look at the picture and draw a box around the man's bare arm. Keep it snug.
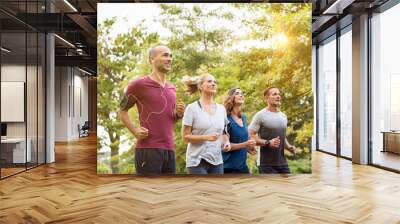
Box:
[174,101,185,121]
[249,129,267,146]
[249,129,281,149]
[118,95,148,139]
[285,138,296,153]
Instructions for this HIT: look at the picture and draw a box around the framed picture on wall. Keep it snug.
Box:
[97,3,313,175]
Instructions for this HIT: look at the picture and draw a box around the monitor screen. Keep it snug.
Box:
[1,123,6,137]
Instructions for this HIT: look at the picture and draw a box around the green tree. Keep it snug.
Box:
[97,18,159,173]
[156,4,237,173]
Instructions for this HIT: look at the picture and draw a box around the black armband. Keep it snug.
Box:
[119,94,135,111]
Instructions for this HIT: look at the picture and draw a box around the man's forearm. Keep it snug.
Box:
[249,130,266,146]
[256,136,267,146]
[284,138,292,149]
[118,110,137,136]
[174,111,183,121]
[285,139,295,152]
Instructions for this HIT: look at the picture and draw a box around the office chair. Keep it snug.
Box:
[79,121,90,138]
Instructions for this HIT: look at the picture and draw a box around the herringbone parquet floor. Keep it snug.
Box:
[1,135,399,224]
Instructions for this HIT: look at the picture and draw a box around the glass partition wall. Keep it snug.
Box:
[370,3,400,171]
[316,26,353,159]
[339,26,352,159]
[317,35,337,155]
[0,2,46,179]
[316,0,400,172]
[0,31,27,177]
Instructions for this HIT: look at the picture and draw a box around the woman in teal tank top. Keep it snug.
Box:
[222,88,256,174]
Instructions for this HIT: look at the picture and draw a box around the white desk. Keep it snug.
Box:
[1,138,31,163]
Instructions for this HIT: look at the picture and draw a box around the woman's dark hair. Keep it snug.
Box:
[224,87,242,117]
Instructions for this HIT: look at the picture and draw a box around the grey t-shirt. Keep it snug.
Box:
[182,101,228,167]
[248,109,288,166]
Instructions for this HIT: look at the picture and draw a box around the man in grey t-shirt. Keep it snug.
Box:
[248,87,298,174]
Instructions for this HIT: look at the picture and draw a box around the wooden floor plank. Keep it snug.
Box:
[0,135,399,223]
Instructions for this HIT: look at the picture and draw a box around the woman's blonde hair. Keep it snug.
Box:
[181,73,214,95]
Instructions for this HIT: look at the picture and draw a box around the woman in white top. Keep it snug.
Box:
[181,73,231,174]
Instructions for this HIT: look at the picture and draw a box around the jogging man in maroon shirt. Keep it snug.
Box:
[119,45,185,175]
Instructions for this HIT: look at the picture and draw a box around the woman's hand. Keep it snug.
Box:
[205,133,220,141]
[222,141,231,152]
[247,146,257,155]
[246,139,256,148]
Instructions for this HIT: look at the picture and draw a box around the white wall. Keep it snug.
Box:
[55,67,89,141]
[1,65,26,138]
[74,73,89,137]
[55,67,69,141]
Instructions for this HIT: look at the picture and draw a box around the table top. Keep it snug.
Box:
[1,138,28,143]
[381,131,400,134]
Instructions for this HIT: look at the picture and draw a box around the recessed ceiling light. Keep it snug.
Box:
[54,34,75,48]
[323,0,355,15]
[78,67,92,76]
[63,0,78,12]
[1,47,11,53]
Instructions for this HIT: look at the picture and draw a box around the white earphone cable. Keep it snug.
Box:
[129,80,171,125]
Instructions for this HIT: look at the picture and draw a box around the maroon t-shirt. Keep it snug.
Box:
[124,76,176,150]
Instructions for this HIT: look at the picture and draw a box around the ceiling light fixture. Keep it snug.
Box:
[63,0,78,12]
[78,67,92,76]
[1,47,11,53]
[54,34,75,48]
[322,0,355,15]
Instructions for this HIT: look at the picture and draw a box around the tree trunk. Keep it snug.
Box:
[110,145,119,174]
[109,132,120,174]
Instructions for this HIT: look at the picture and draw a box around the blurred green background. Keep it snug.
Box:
[97,3,312,174]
